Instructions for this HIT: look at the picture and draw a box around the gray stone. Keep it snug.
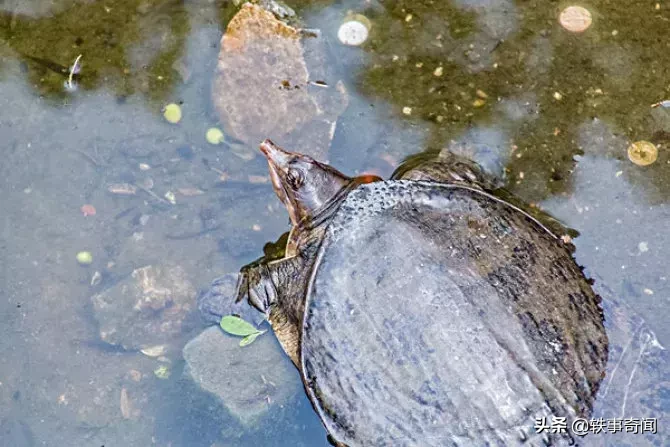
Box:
[182,326,300,427]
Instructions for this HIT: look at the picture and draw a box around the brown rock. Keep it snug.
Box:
[212,3,348,160]
[91,264,196,350]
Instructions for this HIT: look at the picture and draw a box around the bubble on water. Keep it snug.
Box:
[63,80,78,92]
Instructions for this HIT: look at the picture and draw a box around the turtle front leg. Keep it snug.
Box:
[236,256,309,366]
[236,256,304,310]
[235,262,277,314]
[197,243,293,326]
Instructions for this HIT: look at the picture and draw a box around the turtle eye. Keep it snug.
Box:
[286,169,303,190]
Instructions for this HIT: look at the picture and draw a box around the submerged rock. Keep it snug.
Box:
[182,326,299,427]
[212,3,348,160]
[587,297,668,446]
[91,265,195,350]
[0,418,35,447]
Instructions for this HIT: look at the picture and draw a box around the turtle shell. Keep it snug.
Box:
[300,180,608,446]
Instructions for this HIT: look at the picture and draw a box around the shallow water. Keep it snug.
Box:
[0,0,668,446]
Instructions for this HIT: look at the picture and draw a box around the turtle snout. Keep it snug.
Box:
[259,138,276,155]
[259,139,292,169]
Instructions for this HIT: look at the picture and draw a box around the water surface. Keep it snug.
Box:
[1,0,668,445]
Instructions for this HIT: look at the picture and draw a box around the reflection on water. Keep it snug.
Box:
[0,0,668,445]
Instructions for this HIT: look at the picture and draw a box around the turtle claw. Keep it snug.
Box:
[238,263,276,314]
[234,267,250,304]
[198,271,267,326]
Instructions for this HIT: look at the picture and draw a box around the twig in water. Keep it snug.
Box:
[74,149,103,167]
[134,183,170,204]
[67,54,82,90]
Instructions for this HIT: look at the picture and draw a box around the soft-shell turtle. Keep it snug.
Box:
[201,140,609,446]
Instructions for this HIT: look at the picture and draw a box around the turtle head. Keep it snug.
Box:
[260,139,355,225]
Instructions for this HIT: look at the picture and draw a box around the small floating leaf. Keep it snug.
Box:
[120,388,132,419]
[154,365,171,379]
[76,251,93,265]
[164,191,177,205]
[472,98,486,108]
[177,187,204,196]
[80,204,96,216]
[163,103,182,124]
[220,315,261,337]
[627,140,658,166]
[140,345,167,358]
[107,183,137,195]
[240,331,266,347]
[559,6,592,33]
[206,127,225,145]
[90,270,102,286]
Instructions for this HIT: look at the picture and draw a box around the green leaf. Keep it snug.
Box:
[239,331,265,347]
[220,315,261,336]
[153,365,171,379]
